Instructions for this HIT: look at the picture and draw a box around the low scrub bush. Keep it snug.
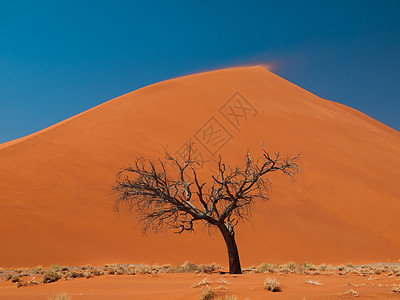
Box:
[256,263,275,273]
[193,277,210,288]
[305,279,323,286]
[42,269,62,283]
[199,286,214,300]
[48,293,71,300]
[392,284,400,294]
[264,277,280,292]
[344,289,359,297]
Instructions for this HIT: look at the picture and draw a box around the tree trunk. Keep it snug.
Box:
[218,224,242,274]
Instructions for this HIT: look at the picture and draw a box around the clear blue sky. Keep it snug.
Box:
[1,0,399,143]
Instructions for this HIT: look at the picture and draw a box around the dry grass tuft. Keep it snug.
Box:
[28,277,39,285]
[217,278,230,285]
[48,293,71,300]
[256,263,275,273]
[42,269,62,283]
[199,286,214,300]
[33,266,42,273]
[343,289,359,297]
[392,284,400,293]
[305,279,323,286]
[193,277,211,288]
[175,261,219,274]
[264,277,280,292]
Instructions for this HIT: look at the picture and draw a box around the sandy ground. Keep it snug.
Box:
[1,66,400,268]
[1,272,400,299]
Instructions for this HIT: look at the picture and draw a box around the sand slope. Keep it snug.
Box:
[1,66,399,268]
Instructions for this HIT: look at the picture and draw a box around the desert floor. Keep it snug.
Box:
[1,272,400,299]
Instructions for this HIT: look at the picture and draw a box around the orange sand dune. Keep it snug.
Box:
[1,66,399,268]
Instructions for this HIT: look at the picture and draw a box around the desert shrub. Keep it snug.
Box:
[199,286,214,300]
[11,275,20,283]
[19,268,32,276]
[16,281,27,288]
[91,268,104,276]
[28,277,39,285]
[81,265,92,270]
[104,264,118,275]
[388,265,400,276]
[281,261,297,272]
[264,277,280,292]
[193,278,211,288]
[125,265,136,275]
[67,269,84,278]
[48,293,71,300]
[136,264,152,275]
[42,269,62,283]
[256,263,275,273]
[305,279,323,285]
[218,278,230,285]
[5,273,13,281]
[302,262,315,270]
[49,265,62,271]
[196,264,218,274]
[346,263,355,269]
[177,261,197,273]
[359,265,373,275]
[343,289,359,297]
[82,271,92,278]
[0,267,4,273]
[317,264,327,271]
[115,269,125,275]
[33,266,42,273]
[392,284,400,293]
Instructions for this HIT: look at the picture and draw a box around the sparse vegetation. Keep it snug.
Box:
[48,293,71,300]
[33,265,42,273]
[305,279,323,285]
[200,286,214,300]
[193,278,211,288]
[344,289,359,297]
[2,261,399,292]
[49,265,62,271]
[28,277,39,285]
[256,263,275,273]
[282,261,297,272]
[218,278,230,285]
[42,269,62,283]
[264,277,280,292]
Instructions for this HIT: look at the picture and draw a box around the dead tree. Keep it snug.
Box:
[113,143,300,274]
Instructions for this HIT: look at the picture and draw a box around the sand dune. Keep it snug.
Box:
[1,66,399,268]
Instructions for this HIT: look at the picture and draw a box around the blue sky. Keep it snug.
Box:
[1,0,399,143]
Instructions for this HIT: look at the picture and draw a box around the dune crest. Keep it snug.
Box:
[1,66,399,268]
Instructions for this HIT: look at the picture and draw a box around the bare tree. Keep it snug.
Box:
[113,143,300,274]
